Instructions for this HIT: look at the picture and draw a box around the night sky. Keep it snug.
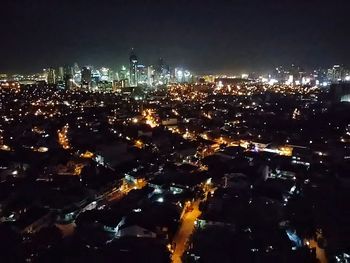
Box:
[1,0,350,74]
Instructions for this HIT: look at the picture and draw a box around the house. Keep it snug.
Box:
[117,225,157,238]
[116,203,180,240]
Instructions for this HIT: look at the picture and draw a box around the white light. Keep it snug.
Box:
[268,79,278,85]
[286,75,293,85]
[206,178,212,185]
[157,197,164,203]
[302,77,311,85]
[37,147,49,152]
[217,81,223,88]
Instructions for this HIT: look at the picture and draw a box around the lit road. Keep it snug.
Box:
[106,190,125,203]
[172,200,201,263]
[105,179,147,203]
[308,239,327,263]
[305,231,327,263]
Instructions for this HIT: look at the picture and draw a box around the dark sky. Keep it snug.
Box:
[1,0,350,74]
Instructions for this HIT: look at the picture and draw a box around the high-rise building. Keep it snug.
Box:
[47,68,56,85]
[313,68,328,86]
[155,58,170,85]
[118,65,128,81]
[175,68,192,83]
[274,66,288,82]
[108,69,115,82]
[73,63,80,75]
[147,66,155,87]
[328,65,344,83]
[137,64,147,85]
[91,69,101,89]
[64,66,73,89]
[290,64,302,85]
[100,67,109,81]
[70,63,80,84]
[57,67,64,82]
[129,49,138,87]
[81,66,92,89]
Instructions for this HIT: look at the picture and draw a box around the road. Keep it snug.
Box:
[102,179,147,204]
[305,230,327,263]
[172,200,202,263]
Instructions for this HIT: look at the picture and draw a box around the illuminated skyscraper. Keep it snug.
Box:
[328,65,344,83]
[129,49,138,87]
[100,67,109,81]
[91,69,100,89]
[155,58,170,85]
[47,68,56,85]
[175,68,192,83]
[64,66,73,89]
[57,67,64,82]
[108,69,115,82]
[137,64,147,85]
[81,66,92,89]
[118,65,128,81]
[73,63,80,75]
[147,66,155,87]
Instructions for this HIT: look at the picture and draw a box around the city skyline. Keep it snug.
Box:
[2,1,350,262]
[1,53,350,77]
[1,0,350,74]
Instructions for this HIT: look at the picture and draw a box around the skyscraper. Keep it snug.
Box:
[155,58,170,85]
[100,67,109,81]
[47,68,56,85]
[175,68,192,83]
[328,65,344,83]
[137,64,147,85]
[64,65,73,89]
[118,65,128,81]
[81,66,92,89]
[73,63,80,75]
[147,66,154,87]
[129,49,138,87]
[57,67,64,82]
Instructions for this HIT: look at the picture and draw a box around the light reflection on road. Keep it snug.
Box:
[172,199,201,263]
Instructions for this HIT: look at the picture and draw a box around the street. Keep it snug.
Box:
[172,200,202,263]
